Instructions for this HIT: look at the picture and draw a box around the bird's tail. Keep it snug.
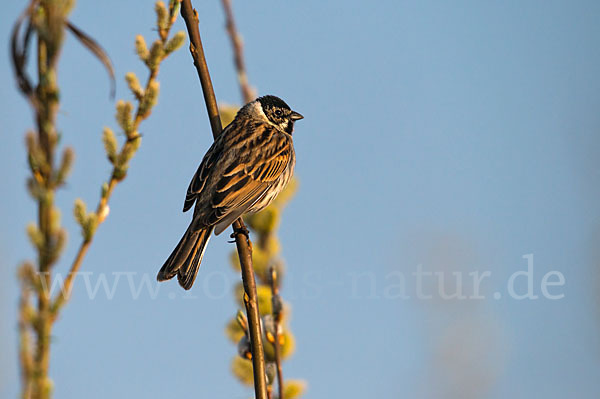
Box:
[157,224,213,290]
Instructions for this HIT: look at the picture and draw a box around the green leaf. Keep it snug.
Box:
[65,21,115,98]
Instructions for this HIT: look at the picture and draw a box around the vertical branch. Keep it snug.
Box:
[51,1,185,320]
[12,2,185,398]
[270,268,284,399]
[179,0,222,138]
[179,2,268,399]
[31,4,66,397]
[220,0,255,103]
[219,2,305,398]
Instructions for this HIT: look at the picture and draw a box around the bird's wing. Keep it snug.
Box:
[206,125,292,234]
[182,130,226,212]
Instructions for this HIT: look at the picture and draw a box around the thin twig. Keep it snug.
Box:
[270,268,284,399]
[32,7,64,396]
[220,0,255,103]
[179,2,268,399]
[51,65,161,319]
[14,2,183,398]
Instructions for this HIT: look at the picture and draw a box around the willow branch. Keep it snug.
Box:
[50,4,183,318]
[50,70,152,318]
[51,67,159,319]
[220,0,255,103]
[269,268,284,399]
[179,2,268,399]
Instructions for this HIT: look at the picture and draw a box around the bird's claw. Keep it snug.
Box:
[229,225,251,247]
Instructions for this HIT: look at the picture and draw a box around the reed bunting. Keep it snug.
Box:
[157,95,303,289]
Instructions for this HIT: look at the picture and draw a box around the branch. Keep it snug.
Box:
[13,2,185,398]
[221,0,255,103]
[179,2,268,399]
[269,267,284,399]
[50,1,184,320]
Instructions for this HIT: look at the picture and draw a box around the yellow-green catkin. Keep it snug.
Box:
[165,31,185,54]
[226,180,306,393]
[102,127,118,164]
[135,35,149,62]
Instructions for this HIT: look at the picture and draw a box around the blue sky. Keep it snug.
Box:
[1,0,600,398]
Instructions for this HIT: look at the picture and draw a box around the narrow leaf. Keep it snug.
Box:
[65,20,115,99]
[10,10,35,101]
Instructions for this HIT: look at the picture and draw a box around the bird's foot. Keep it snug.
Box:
[229,225,251,248]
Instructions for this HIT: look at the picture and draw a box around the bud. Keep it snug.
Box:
[279,330,295,358]
[49,206,61,234]
[236,310,248,332]
[116,100,134,135]
[118,140,138,166]
[102,127,118,164]
[237,335,252,360]
[224,316,245,343]
[265,362,276,386]
[73,198,87,227]
[17,261,36,285]
[231,357,253,386]
[125,72,144,100]
[84,213,98,242]
[26,223,44,251]
[168,0,180,24]
[165,31,185,54]
[155,1,169,34]
[283,380,307,399]
[113,164,128,182]
[256,285,273,315]
[135,35,149,62]
[49,228,67,263]
[147,40,164,70]
[56,147,74,185]
[139,80,160,118]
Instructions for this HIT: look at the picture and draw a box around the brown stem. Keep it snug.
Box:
[51,64,161,319]
[220,0,255,103]
[270,268,284,399]
[15,2,181,398]
[179,0,222,138]
[179,2,268,398]
[272,321,284,399]
[32,21,62,399]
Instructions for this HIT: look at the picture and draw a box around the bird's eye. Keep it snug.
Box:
[274,109,283,117]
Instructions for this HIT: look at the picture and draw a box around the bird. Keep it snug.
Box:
[157,95,303,290]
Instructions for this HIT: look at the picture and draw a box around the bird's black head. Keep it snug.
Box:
[257,95,303,134]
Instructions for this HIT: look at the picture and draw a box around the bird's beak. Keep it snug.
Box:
[290,111,304,121]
